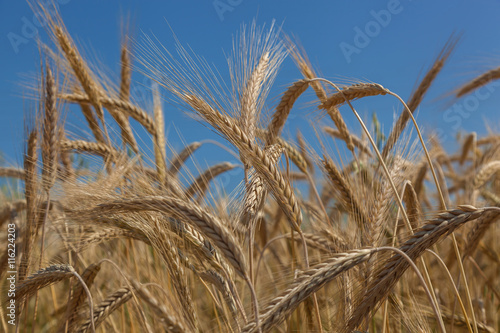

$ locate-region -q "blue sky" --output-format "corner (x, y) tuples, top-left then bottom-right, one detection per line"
(1, 0), (500, 170)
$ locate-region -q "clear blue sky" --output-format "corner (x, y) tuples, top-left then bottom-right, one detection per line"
(1, 0), (500, 169)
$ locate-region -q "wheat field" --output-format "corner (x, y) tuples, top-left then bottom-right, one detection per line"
(1, 2), (500, 333)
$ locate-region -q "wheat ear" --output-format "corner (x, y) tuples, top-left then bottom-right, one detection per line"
(242, 249), (375, 333)
(18, 131), (38, 283)
(319, 83), (388, 110)
(60, 93), (157, 137)
(76, 287), (132, 333)
(185, 95), (303, 233)
(239, 52), (270, 141)
(168, 141), (203, 175)
(41, 65), (58, 192)
(323, 156), (370, 241)
(73, 91), (105, 144)
(185, 162), (236, 198)
(473, 161), (500, 189)
(456, 65), (500, 97)
(463, 210), (500, 258)
(60, 140), (117, 160)
(0, 167), (25, 179)
(266, 79), (310, 145)
(93, 196), (247, 279)
(345, 206), (499, 332)
(16, 265), (73, 302)
(288, 44), (354, 151)
(63, 261), (102, 331)
(382, 37), (457, 158)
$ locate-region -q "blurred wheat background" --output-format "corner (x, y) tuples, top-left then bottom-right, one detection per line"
(0, 1), (499, 332)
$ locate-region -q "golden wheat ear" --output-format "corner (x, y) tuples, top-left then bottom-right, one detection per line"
(286, 36), (355, 152)
(383, 35), (459, 159)
(456, 65), (500, 98)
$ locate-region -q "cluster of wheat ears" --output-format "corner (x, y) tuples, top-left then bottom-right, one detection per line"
(1, 3), (500, 333)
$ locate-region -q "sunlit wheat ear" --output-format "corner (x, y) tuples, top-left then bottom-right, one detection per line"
(72, 87), (106, 143)
(75, 228), (149, 251)
(48, 19), (111, 146)
(287, 42), (354, 152)
(242, 249), (375, 333)
(105, 35), (139, 152)
(318, 83), (388, 110)
(0, 167), (25, 179)
(239, 52), (270, 141)
(16, 264), (74, 302)
(153, 83), (167, 183)
(185, 162), (237, 199)
(143, 218), (199, 329)
(184, 95), (303, 232)
(33, 64), (61, 323)
(198, 269), (238, 317)
(92, 196), (247, 279)
(266, 79), (310, 145)
(120, 35), (132, 101)
(60, 140), (118, 160)
(230, 20), (286, 131)
(460, 132), (476, 165)
(322, 156), (370, 243)
(41, 65), (59, 192)
(383, 36), (458, 159)
(371, 157), (407, 247)
(402, 181), (422, 231)
(463, 210), (500, 258)
(286, 232), (346, 253)
(286, 38), (327, 101)
(168, 141), (202, 175)
(456, 65), (500, 97)
(76, 287), (133, 333)
(473, 161), (500, 189)
(19, 130), (38, 283)
(256, 129), (308, 173)
(60, 93), (157, 137)
(243, 144), (283, 224)
(345, 206), (498, 332)
(167, 217), (233, 277)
